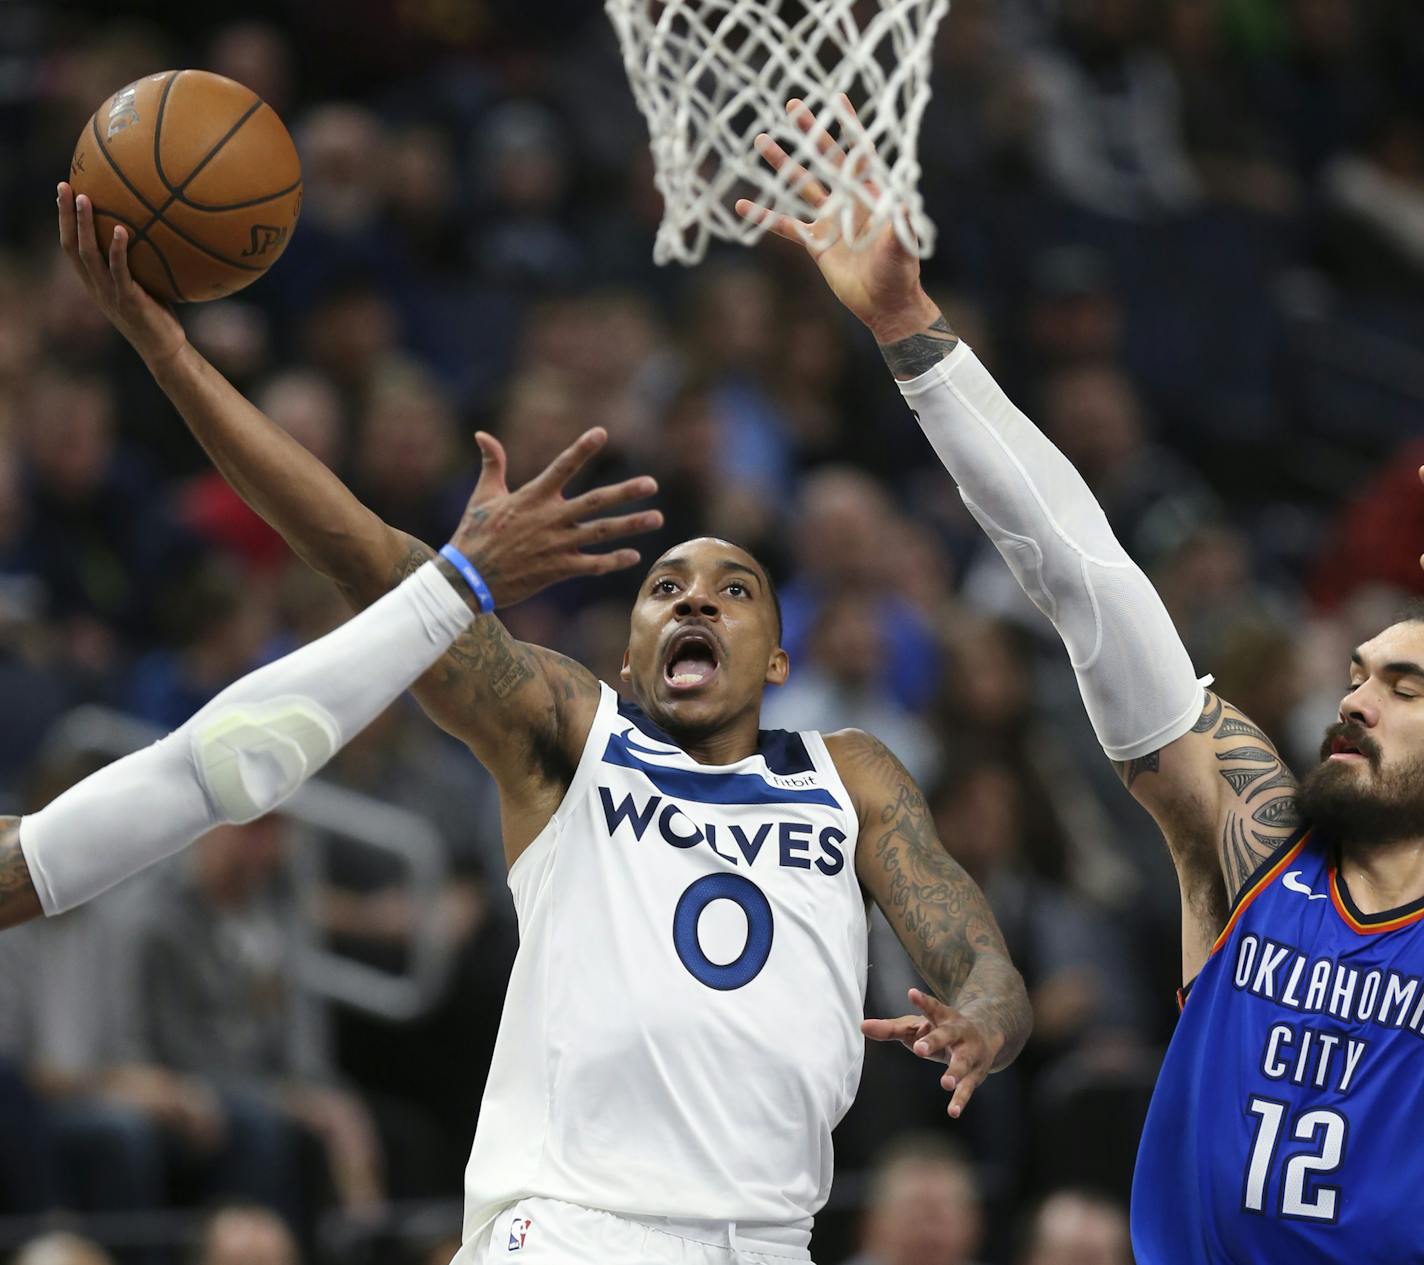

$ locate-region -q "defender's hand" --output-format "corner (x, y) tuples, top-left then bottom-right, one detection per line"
(446, 427), (662, 609)
(735, 97), (941, 344)
(863, 987), (1003, 1118)
(58, 182), (186, 367)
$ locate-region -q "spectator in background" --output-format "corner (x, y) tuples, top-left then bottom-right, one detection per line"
(14, 1233), (115, 1265)
(0, 438), (72, 788)
(1252, 0), (1383, 178)
(178, 369), (345, 575)
(122, 821), (383, 1221)
(206, 21), (295, 118)
(124, 559), (274, 730)
(471, 101), (584, 290)
(1323, 110), (1424, 292)
(1019, 248), (1123, 377)
(193, 1205), (301, 1265)
(780, 467), (939, 713)
(0, 755), (292, 1233)
(1034, 363), (1214, 560)
(843, 1134), (986, 1265)
(297, 283), (402, 416)
(1162, 0), (1298, 216)
(1311, 438), (1424, 609)
(1016, 1189), (1132, 1265)
(761, 590), (941, 788)
(19, 368), (186, 660)
(633, 377), (779, 580)
(1024, 0), (1199, 218)
(279, 105), (391, 314)
(684, 265), (796, 498)
(351, 363), (467, 546)
(0, 1057), (55, 1214)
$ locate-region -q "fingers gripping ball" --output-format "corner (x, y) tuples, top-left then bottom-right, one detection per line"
(69, 70), (302, 303)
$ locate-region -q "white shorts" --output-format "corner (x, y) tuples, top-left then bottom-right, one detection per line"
(460, 1197), (816, 1265)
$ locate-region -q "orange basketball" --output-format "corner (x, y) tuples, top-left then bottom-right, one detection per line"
(69, 69), (303, 304)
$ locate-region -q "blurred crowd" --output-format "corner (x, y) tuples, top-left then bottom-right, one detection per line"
(0, 0), (1422, 1262)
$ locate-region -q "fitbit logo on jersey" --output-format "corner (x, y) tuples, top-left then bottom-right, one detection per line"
(598, 787), (846, 875)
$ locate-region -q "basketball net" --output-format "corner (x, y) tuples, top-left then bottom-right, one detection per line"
(606, 0), (950, 265)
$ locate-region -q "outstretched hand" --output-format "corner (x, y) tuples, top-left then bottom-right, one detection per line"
(863, 987), (1004, 1118)
(57, 182), (187, 367)
(736, 97), (941, 344)
(446, 428), (662, 610)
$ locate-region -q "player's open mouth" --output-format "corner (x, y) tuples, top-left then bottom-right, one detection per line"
(664, 629), (721, 691)
(1328, 735), (1367, 762)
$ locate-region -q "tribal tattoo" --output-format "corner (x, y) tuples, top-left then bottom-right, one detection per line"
(878, 316), (961, 379)
(1115, 690), (1302, 902)
(1118, 750), (1161, 788)
(842, 731), (1030, 1068)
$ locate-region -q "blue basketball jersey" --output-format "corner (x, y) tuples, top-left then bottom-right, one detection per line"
(1132, 828), (1424, 1264)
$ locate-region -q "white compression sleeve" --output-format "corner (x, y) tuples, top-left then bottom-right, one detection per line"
(19, 560), (473, 916)
(898, 343), (1208, 762)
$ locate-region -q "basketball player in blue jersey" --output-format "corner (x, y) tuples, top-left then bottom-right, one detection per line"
(57, 184), (1032, 1263)
(741, 97), (1424, 1265)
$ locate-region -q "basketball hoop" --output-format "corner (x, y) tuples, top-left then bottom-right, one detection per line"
(606, 0), (950, 265)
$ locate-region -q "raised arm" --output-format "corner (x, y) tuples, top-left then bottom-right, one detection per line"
(740, 100), (1298, 980)
(830, 729), (1031, 1117)
(58, 184), (660, 857)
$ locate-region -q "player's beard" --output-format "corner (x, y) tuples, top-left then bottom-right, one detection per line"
(1298, 721), (1424, 849)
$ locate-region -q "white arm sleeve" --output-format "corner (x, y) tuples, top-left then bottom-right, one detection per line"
(19, 561), (473, 916)
(898, 343), (1209, 762)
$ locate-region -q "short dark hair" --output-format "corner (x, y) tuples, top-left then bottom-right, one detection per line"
(1398, 598), (1424, 626)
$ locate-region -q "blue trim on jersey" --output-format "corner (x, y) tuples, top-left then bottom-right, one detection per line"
(601, 729), (839, 808)
(616, 698), (817, 777)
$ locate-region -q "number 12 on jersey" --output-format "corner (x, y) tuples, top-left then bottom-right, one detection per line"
(1243, 1097), (1348, 1221)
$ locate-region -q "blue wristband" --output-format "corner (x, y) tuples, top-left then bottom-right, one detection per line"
(439, 544), (496, 614)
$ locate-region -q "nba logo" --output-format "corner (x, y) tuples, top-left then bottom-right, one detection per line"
(507, 1217), (532, 1252)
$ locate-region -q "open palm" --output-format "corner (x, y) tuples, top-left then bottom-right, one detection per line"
(735, 96), (937, 340)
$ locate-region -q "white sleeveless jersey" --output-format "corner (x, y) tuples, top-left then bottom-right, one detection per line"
(459, 684), (868, 1245)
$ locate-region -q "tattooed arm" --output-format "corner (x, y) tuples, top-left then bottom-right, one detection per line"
(0, 819), (41, 930)
(1113, 691), (1301, 978)
(829, 729), (1031, 1115)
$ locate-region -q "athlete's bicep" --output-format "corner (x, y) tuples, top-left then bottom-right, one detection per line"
(0, 817), (42, 931)
(1115, 690), (1302, 978)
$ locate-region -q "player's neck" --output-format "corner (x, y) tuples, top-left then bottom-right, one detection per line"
(1339, 834), (1424, 914)
(663, 713), (763, 766)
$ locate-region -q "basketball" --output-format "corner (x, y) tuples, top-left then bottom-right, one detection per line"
(68, 69), (302, 304)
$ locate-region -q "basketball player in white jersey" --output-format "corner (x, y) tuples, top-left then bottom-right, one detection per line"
(59, 184), (1032, 1263)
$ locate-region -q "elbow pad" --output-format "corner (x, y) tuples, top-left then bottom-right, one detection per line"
(20, 561), (472, 915)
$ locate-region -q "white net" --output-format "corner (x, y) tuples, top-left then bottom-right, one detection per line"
(606, 0), (951, 265)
